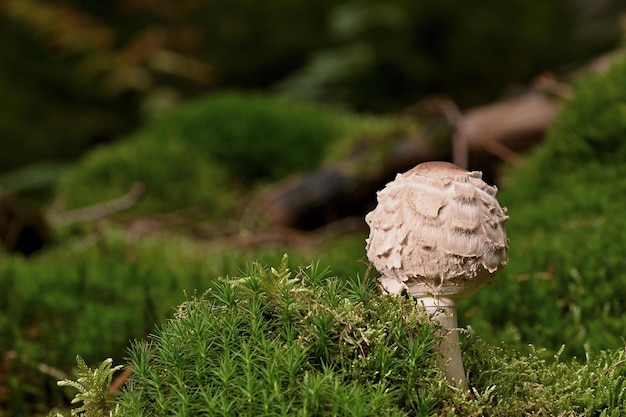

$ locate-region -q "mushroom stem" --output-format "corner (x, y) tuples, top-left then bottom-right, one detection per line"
(417, 295), (468, 391)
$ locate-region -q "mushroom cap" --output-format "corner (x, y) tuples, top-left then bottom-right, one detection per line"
(365, 161), (509, 299)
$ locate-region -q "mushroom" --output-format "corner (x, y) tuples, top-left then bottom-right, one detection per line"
(365, 161), (508, 390)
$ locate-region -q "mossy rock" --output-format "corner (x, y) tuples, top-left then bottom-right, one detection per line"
(58, 93), (345, 217)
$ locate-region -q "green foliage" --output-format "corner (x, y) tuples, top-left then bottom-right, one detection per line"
(53, 356), (122, 417)
(116, 255), (447, 416)
(58, 92), (345, 215)
(460, 56), (626, 358)
(138, 92), (342, 182)
(464, 339), (626, 416)
(0, 226), (369, 415)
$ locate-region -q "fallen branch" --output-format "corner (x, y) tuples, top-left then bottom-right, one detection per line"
(453, 88), (561, 169)
(3, 350), (68, 381)
(48, 182), (145, 228)
(250, 51), (624, 229)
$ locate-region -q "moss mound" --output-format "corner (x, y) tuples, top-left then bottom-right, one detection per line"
(117, 256), (446, 416)
(464, 340), (626, 415)
(54, 258), (626, 416)
(1, 226), (370, 415)
(58, 93), (344, 216)
(524, 56), (626, 179)
(464, 55), (626, 358)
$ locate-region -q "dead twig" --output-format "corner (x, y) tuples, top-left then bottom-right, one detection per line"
(3, 350), (68, 381)
(592, 356), (626, 384)
(109, 367), (133, 394)
(48, 182), (145, 227)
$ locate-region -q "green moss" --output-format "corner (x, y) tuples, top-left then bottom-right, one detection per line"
(464, 339), (626, 416)
(505, 56), (626, 200)
(143, 92), (342, 182)
(51, 257), (626, 417)
(116, 257), (445, 416)
(0, 224), (373, 415)
(59, 137), (235, 217)
(58, 92), (345, 216)
(460, 56), (626, 358)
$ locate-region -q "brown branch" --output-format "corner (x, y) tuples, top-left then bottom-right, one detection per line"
(109, 367), (133, 394)
(3, 350), (68, 381)
(592, 356), (626, 384)
(48, 182), (145, 227)
(452, 90), (561, 169)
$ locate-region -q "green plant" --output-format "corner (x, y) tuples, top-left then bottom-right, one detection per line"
(0, 224), (370, 415)
(63, 256), (625, 416)
(116, 255), (448, 416)
(463, 338), (626, 416)
(28, 243), (626, 416)
(58, 92), (346, 216)
(51, 356), (122, 417)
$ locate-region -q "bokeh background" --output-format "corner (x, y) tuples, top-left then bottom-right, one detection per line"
(1, 0), (622, 174)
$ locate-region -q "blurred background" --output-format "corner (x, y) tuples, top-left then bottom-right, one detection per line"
(0, 0), (622, 175)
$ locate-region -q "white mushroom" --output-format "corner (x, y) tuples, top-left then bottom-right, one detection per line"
(365, 161), (508, 390)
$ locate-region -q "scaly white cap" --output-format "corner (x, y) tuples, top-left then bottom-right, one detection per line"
(365, 161), (509, 300)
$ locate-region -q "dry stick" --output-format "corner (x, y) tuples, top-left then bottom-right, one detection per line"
(592, 358), (626, 384)
(48, 182), (145, 228)
(109, 368), (133, 394)
(4, 350), (68, 381)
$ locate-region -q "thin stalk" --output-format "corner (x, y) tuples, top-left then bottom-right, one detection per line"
(417, 296), (468, 391)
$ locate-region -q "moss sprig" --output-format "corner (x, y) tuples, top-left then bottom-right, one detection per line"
(52, 356), (122, 417)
